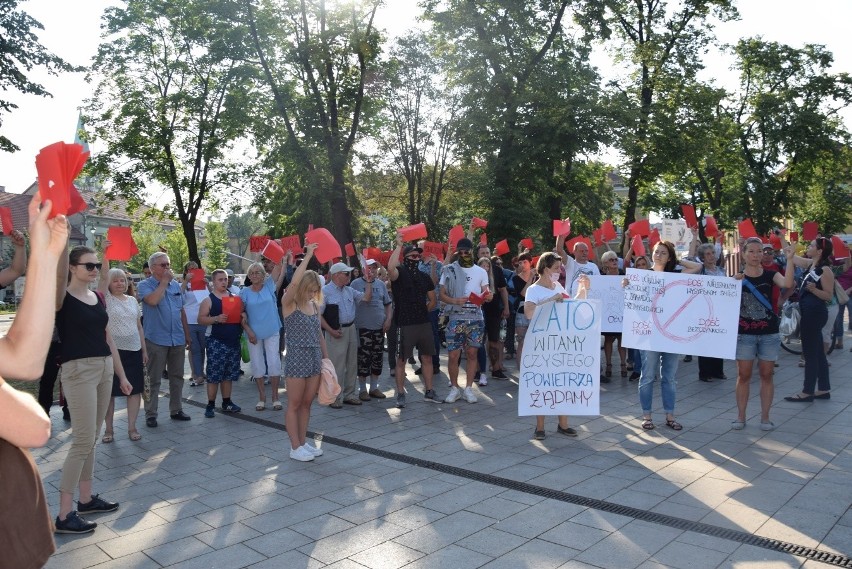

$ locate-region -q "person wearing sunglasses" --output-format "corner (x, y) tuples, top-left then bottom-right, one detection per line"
(439, 237), (491, 404)
(53, 246), (133, 534)
(138, 252), (192, 426)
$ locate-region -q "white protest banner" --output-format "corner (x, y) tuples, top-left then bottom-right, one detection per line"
(587, 275), (625, 333)
(518, 299), (601, 416)
(621, 269), (741, 358)
(661, 218), (692, 253)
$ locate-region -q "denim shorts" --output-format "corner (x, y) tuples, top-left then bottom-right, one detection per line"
(735, 333), (780, 362)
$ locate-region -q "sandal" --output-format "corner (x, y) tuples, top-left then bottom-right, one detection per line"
(101, 431), (114, 444)
(641, 419), (655, 430)
(128, 430), (142, 441)
(189, 379), (205, 387)
(256, 401), (266, 411)
(665, 419), (683, 431)
(730, 420), (745, 430)
(272, 400), (283, 410)
(784, 393), (814, 402)
(620, 363), (627, 378)
(604, 364), (612, 378)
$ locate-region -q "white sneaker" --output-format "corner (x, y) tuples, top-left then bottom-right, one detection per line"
(478, 374), (488, 386)
(289, 446), (315, 462)
(464, 386), (478, 404)
(302, 443), (323, 457)
(444, 386), (461, 403)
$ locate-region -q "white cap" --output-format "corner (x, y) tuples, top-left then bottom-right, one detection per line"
(329, 262), (353, 275)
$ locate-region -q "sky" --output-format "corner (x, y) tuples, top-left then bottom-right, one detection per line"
(1, 0), (851, 198)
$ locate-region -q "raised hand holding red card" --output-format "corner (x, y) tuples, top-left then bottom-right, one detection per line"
(35, 142), (90, 218)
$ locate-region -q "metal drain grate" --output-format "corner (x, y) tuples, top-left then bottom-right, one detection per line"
(183, 398), (852, 567)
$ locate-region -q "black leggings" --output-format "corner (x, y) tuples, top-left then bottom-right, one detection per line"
(800, 302), (829, 393)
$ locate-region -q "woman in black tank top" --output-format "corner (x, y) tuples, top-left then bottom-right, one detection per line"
(54, 246), (132, 535)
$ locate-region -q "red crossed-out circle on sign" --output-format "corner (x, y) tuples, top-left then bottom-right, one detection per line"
(650, 279), (715, 343)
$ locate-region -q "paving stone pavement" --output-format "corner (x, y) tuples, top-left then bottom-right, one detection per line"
(32, 328), (852, 568)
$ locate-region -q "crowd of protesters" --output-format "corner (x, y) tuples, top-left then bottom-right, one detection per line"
(2, 205), (850, 545)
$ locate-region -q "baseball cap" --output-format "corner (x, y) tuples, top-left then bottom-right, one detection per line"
(403, 245), (423, 256)
(329, 262), (353, 275)
(456, 238), (474, 251)
(365, 259), (377, 266)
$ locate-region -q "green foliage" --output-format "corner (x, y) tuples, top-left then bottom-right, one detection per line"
(203, 220), (229, 271)
(727, 39), (852, 233)
(161, 228), (189, 272)
(0, 0), (76, 152)
(85, 0), (257, 263)
(128, 219), (166, 273)
(225, 211), (266, 260)
(244, 0), (382, 245)
(790, 147), (852, 235)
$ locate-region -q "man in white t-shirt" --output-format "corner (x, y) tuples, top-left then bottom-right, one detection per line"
(439, 238), (491, 404)
(563, 241), (600, 297)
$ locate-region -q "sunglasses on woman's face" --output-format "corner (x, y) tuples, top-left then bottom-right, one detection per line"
(74, 262), (102, 271)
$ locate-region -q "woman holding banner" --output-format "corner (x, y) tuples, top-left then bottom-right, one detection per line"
(733, 237), (796, 429)
(524, 252), (589, 440)
(638, 241), (702, 431)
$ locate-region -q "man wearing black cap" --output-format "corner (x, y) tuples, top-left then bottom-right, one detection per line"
(388, 235), (439, 407)
(439, 237), (491, 404)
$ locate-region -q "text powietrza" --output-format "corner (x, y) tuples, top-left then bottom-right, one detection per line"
(518, 299), (601, 416)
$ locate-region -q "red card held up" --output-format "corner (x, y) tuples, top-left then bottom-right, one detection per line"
(304, 228), (342, 264)
(737, 219), (758, 239)
(188, 268), (207, 291)
(69, 184), (88, 216)
(631, 235), (646, 257)
(681, 204), (698, 228)
(552, 218), (571, 237)
(494, 239), (510, 256)
(471, 217), (488, 229)
(648, 228), (660, 249)
(249, 235), (270, 252)
(600, 219), (617, 242)
(398, 222), (427, 242)
(104, 226), (139, 262)
(789, 231), (798, 243)
(0, 207), (13, 235)
(831, 236), (848, 259)
(344, 242), (356, 257)
(628, 219), (650, 237)
(802, 221), (818, 242)
(592, 229), (603, 247)
(704, 216), (718, 237)
(769, 234), (782, 251)
(279, 234), (301, 254)
(448, 225), (465, 249)
(221, 296), (243, 324)
(35, 141), (90, 218)
(520, 238), (533, 251)
(421, 241), (444, 260)
(468, 291), (485, 306)
(262, 239), (286, 264)
(364, 247), (382, 261)
(479, 233), (488, 245)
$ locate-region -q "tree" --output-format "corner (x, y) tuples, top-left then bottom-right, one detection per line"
(203, 220), (229, 270)
(243, 0), (382, 245)
(161, 227), (189, 271)
(0, 1), (75, 152)
(791, 146), (852, 235)
(423, 1), (611, 243)
(372, 31), (462, 233)
(225, 210), (265, 261)
(129, 218), (166, 273)
(578, 0), (738, 239)
(85, 0), (256, 265)
(727, 39), (852, 233)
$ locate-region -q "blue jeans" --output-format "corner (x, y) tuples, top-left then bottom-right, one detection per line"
(630, 348), (644, 372)
(188, 324), (207, 376)
(639, 350), (678, 415)
(833, 298), (850, 338)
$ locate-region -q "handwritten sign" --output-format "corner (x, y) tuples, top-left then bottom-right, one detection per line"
(518, 299), (601, 416)
(586, 275), (625, 333)
(661, 218), (692, 253)
(621, 269), (741, 358)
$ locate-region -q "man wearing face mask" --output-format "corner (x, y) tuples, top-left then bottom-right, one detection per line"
(439, 238), (491, 404)
(388, 236), (439, 407)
